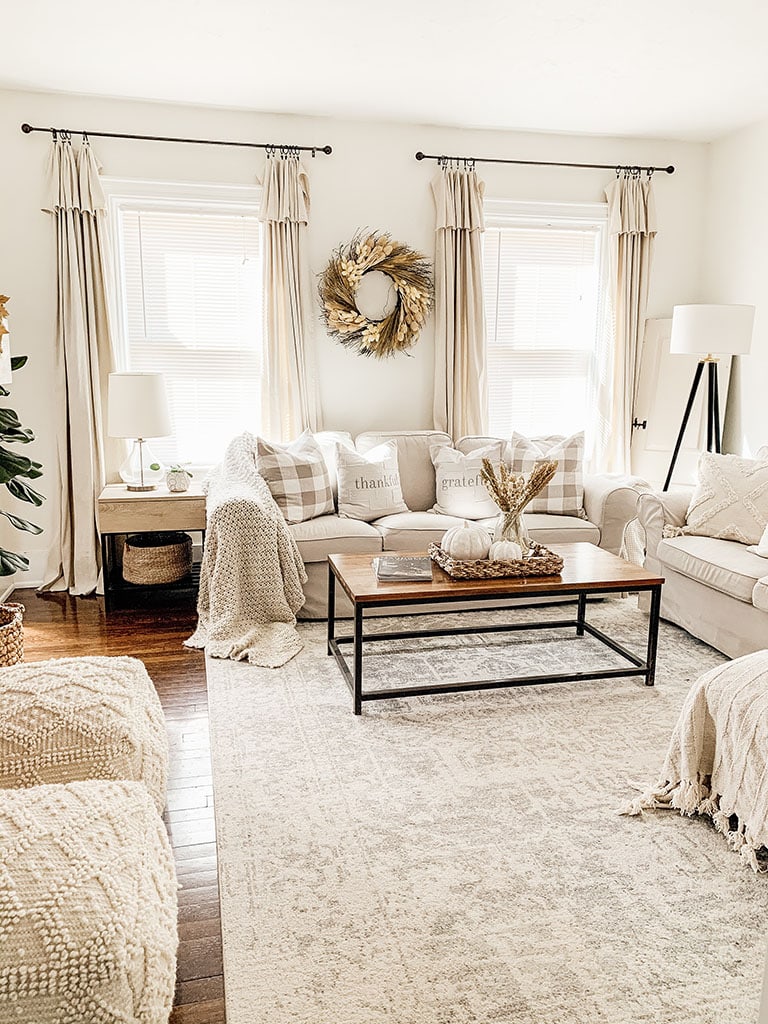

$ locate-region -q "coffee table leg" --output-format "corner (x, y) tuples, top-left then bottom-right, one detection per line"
(576, 593), (587, 636)
(327, 568), (336, 655)
(645, 584), (662, 686)
(353, 604), (363, 715)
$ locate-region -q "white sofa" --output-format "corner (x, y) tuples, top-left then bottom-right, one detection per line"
(291, 429), (648, 618)
(636, 483), (768, 660)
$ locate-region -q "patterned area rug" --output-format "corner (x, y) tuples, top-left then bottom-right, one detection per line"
(205, 599), (768, 1024)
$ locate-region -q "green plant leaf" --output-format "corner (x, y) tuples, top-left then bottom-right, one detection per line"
(150, 462), (160, 471)
(0, 446), (37, 483)
(0, 509), (42, 533)
(0, 548), (29, 576)
(0, 386), (8, 398)
(0, 427), (35, 445)
(10, 356), (27, 371)
(6, 478), (44, 505)
(0, 409), (21, 430)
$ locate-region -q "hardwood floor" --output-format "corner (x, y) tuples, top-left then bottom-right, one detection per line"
(15, 587), (226, 1024)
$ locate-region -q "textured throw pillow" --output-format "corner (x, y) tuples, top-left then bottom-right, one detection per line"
(336, 441), (409, 522)
(431, 442), (504, 519)
(683, 452), (768, 546)
(256, 430), (334, 524)
(507, 432), (586, 517)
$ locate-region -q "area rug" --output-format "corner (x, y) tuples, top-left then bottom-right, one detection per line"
(205, 599), (768, 1024)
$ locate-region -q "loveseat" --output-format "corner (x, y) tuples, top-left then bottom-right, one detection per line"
(290, 429), (648, 618)
(634, 445), (768, 659)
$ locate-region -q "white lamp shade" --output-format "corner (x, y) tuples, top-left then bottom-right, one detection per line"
(108, 372), (172, 438)
(669, 304), (755, 357)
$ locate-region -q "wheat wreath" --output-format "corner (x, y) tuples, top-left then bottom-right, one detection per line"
(318, 231), (433, 358)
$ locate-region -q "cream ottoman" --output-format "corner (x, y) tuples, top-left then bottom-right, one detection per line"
(0, 780), (177, 1024)
(0, 656), (168, 812)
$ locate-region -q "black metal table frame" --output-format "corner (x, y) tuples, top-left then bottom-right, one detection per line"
(327, 571), (663, 715)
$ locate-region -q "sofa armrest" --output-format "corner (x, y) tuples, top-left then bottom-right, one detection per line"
(636, 487), (693, 560)
(583, 474), (650, 555)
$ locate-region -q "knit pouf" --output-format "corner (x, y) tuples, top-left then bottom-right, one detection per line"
(0, 780), (178, 1024)
(0, 656), (168, 812)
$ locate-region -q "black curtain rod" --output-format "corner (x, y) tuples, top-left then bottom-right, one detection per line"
(415, 151), (674, 174)
(20, 123), (332, 156)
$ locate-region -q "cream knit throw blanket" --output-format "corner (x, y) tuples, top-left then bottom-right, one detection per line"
(623, 651), (768, 872)
(185, 432), (307, 667)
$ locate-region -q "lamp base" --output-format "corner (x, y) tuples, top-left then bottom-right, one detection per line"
(119, 439), (165, 491)
(126, 483), (157, 492)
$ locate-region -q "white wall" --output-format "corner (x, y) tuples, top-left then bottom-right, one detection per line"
(0, 87), (709, 583)
(704, 115), (768, 456)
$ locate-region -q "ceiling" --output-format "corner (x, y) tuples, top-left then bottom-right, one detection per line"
(3, 0), (768, 141)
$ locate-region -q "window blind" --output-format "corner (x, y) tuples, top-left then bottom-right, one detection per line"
(482, 216), (605, 439)
(117, 202), (263, 466)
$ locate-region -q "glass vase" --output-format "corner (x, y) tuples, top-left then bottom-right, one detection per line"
(494, 511), (530, 553)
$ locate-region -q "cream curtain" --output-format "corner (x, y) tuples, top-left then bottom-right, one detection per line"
(259, 155), (320, 441)
(431, 167), (487, 438)
(40, 139), (117, 595)
(597, 172), (657, 473)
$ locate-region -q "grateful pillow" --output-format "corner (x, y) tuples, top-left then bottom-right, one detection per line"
(431, 443), (504, 519)
(683, 452), (768, 546)
(336, 441), (409, 522)
(256, 430), (334, 524)
(507, 431), (586, 517)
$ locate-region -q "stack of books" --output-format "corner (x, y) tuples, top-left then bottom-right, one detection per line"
(373, 555), (433, 582)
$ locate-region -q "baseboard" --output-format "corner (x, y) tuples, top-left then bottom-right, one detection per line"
(0, 582), (15, 602)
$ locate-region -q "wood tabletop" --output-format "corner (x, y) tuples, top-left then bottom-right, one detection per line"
(328, 543), (664, 604)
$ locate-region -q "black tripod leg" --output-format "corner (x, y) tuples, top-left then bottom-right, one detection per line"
(663, 361), (705, 491)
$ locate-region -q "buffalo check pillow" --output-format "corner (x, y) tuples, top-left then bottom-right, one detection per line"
(256, 430), (335, 524)
(507, 431), (587, 517)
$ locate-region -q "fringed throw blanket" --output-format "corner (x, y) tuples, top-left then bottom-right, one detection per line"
(623, 651), (768, 872)
(185, 433), (307, 667)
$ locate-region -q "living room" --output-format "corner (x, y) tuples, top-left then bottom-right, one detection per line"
(1, 2), (767, 1023)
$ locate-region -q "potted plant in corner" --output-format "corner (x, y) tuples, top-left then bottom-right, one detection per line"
(166, 464), (193, 493)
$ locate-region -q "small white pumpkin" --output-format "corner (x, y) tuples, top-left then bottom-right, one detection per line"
(488, 539), (523, 561)
(441, 520), (491, 560)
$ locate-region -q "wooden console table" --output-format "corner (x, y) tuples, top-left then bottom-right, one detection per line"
(96, 483), (206, 613)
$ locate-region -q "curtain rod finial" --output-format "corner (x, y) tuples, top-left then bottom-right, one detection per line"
(20, 123), (32, 134)
(322, 145), (333, 155)
(665, 165), (675, 174)
(415, 151), (425, 161)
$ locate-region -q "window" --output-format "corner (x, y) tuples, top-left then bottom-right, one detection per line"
(106, 180), (263, 467)
(482, 200), (608, 441)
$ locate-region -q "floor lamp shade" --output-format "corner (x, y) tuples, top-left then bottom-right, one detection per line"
(670, 304), (755, 356)
(108, 373), (172, 491)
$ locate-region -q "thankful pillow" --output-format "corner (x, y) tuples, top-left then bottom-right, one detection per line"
(431, 443), (504, 519)
(336, 441), (409, 522)
(256, 430), (334, 524)
(507, 432), (586, 517)
(683, 452), (768, 546)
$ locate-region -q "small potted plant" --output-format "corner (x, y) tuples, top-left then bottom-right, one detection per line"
(166, 464), (193, 493)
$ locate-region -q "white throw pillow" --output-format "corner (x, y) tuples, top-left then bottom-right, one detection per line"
(683, 452), (768, 546)
(430, 442), (504, 519)
(256, 430), (335, 524)
(507, 432), (586, 517)
(747, 522), (768, 558)
(336, 441), (410, 522)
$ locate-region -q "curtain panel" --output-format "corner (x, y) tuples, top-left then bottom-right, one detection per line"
(259, 156), (320, 441)
(40, 139), (118, 596)
(431, 168), (487, 439)
(598, 173), (657, 473)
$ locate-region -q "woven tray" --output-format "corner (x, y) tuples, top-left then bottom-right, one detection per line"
(0, 602), (25, 666)
(428, 542), (564, 580)
(123, 532), (193, 585)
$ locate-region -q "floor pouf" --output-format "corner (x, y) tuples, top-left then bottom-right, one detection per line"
(0, 780), (178, 1024)
(0, 655), (168, 812)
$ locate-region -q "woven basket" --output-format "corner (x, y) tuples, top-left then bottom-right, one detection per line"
(123, 532), (193, 585)
(0, 602), (24, 666)
(429, 542), (564, 580)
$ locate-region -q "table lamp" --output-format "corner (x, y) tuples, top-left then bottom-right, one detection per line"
(108, 372), (172, 491)
(662, 304), (754, 491)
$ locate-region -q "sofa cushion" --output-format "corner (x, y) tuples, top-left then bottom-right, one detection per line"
(336, 440), (409, 521)
(477, 513), (600, 547)
(683, 452), (768, 546)
(356, 430), (451, 512)
(657, 535), (768, 603)
(372, 511), (468, 551)
(314, 430), (354, 502)
(289, 514), (383, 563)
(431, 442), (504, 519)
(256, 430), (334, 524)
(753, 578), (768, 613)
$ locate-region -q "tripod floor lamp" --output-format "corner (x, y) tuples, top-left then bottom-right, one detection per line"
(663, 304), (755, 491)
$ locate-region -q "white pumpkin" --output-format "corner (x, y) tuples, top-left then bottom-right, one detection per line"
(441, 520), (491, 560)
(488, 539), (523, 561)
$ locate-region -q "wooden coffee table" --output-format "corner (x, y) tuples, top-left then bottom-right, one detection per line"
(327, 543), (664, 714)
